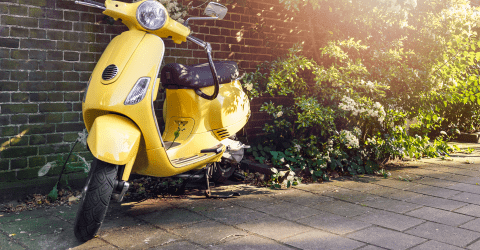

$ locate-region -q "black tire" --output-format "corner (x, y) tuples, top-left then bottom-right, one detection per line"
(211, 161), (237, 183)
(74, 159), (118, 242)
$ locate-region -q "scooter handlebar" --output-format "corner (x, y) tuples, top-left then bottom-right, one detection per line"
(75, 0), (106, 10)
(187, 36), (220, 100)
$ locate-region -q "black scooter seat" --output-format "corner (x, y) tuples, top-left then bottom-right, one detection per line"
(161, 61), (239, 90)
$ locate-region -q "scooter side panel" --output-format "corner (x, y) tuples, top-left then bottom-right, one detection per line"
(163, 80), (250, 136)
(87, 114), (141, 165)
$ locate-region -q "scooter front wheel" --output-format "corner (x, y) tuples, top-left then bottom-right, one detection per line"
(74, 159), (118, 242)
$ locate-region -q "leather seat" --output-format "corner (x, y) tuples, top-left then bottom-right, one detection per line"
(161, 61), (239, 89)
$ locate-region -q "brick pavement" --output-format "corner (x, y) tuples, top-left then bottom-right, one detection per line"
(2, 143), (480, 249)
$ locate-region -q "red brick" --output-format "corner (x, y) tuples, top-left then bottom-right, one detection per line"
(210, 27), (220, 35)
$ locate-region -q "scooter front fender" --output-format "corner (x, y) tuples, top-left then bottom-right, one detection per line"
(87, 114), (141, 166)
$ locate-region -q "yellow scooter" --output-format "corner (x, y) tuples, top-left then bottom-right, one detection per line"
(73, 0), (250, 242)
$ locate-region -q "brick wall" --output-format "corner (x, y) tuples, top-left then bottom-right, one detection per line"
(0, 0), (315, 183)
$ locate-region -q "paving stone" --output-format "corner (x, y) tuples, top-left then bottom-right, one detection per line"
(173, 197), (232, 212)
(100, 224), (180, 249)
(329, 179), (380, 192)
(265, 188), (310, 201)
(405, 184), (461, 198)
(211, 235), (294, 250)
(138, 208), (208, 230)
(444, 175), (480, 185)
(274, 190), (335, 207)
(362, 197), (421, 213)
(0, 215), (71, 238)
(175, 220), (247, 246)
(383, 189), (423, 201)
(296, 211), (371, 235)
(453, 204), (480, 217)
(405, 222), (480, 247)
(414, 177), (458, 187)
(445, 169), (480, 177)
(282, 229), (366, 250)
(406, 207), (475, 226)
(52, 205), (78, 223)
(256, 201), (321, 220)
(294, 183), (338, 194)
(423, 171), (458, 180)
(409, 240), (464, 250)
(467, 239), (480, 250)
(368, 178), (421, 190)
(460, 218), (480, 232)
(228, 194), (280, 209)
(447, 183), (480, 194)
(405, 194), (468, 211)
(236, 215), (312, 241)
(122, 198), (176, 216)
(347, 226), (427, 250)
(198, 205), (267, 225)
(0, 209), (47, 224)
(312, 199), (372, 217)
(101, 214), (144, 231)
(364, 185), (400, 198)
(353, 209), (424, 231)
(149, 240), (207, 250)
(20, 230), (80, 250)
(0, 233), (24, 250)
(73, 237), (117, 250)
(449, 192), (480, 205)
(357, 246), (387, 250)
(323, 188), (377, 203)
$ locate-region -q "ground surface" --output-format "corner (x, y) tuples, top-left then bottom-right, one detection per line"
(2, 143), (480, 249)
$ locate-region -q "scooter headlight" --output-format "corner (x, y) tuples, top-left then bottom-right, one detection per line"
(136, 1), (167, 30)
(125, 77), (150, 105)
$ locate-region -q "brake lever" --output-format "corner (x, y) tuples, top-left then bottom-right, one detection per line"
(75, 0), (106, 10)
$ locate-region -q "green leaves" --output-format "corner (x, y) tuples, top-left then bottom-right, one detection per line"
(47, 183), (58, 202)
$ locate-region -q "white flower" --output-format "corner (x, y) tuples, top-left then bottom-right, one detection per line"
(340, 130), (359, 148)
(271, 167), (278, 174)
(294, 144), (301, 151)
(245, 83), (253, 91)
(276, 111), (283, 118)
(440, 131), (447, 135)
(280, 158), (285, 163)
(77, 129), (88, 146)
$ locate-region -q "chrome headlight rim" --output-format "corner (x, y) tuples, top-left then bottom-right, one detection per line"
(136, 0), (167, 30)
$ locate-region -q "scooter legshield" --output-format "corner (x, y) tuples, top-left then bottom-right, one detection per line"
(87, 114), (141, 165)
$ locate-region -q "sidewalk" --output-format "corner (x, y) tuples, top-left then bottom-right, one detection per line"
(2, 143), (480, 249)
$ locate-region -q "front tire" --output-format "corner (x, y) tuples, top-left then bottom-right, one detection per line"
(74, 159), (118, 242)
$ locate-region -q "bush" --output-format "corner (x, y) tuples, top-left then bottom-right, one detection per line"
(243, 0), (480, 187)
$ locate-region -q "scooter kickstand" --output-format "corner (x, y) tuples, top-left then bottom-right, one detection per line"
(204, 166), (240, 199)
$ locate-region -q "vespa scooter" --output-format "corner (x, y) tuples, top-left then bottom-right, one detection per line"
(73, 0), (250, 242)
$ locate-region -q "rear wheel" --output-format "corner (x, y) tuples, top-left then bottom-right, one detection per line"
(74, 159), (118, 242)
(211, 161), (237, 183)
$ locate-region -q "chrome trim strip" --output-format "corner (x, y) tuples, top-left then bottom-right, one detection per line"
(151, 36), (166, 149)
